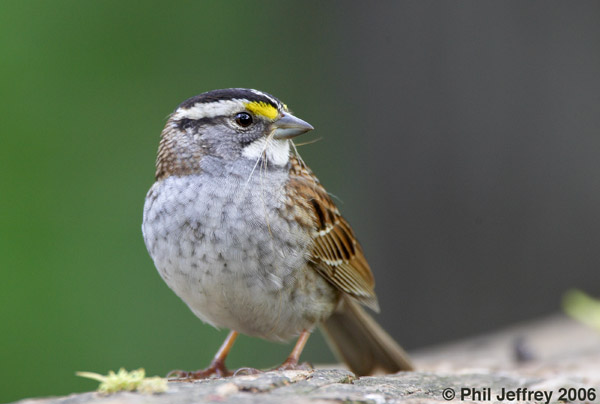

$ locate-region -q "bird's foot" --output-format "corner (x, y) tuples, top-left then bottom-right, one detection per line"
(233, 367), (263, 376)
(167, 359), (232, 380)
(275, 359), (313, 371)
(232, 361), (312, 376)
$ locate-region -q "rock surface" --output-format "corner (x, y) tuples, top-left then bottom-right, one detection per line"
(14, 314), (600, 404)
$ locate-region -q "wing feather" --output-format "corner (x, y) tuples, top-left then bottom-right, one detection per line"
(286, 155), (379, 311)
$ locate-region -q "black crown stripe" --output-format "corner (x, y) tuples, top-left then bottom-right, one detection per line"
(178, 88), (281, 111)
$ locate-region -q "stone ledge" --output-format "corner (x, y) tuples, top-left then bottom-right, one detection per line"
(14, 368), (594, 404)
(13, 314), (600, 404)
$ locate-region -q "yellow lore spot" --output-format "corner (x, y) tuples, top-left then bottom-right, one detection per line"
(245, 101), (279, 120)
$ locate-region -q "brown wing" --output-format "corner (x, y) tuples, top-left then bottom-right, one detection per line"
(287, 155), (380, 311)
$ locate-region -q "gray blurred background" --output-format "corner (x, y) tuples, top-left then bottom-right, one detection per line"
(2, 1), (600, 402)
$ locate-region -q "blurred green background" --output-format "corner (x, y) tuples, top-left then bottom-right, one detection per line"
(3, 1), (600, 402)
(0, 1), (346, 401)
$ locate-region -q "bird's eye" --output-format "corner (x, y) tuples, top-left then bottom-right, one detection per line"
(235, 112), (253, 128)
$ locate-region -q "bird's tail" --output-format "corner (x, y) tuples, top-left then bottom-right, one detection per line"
(320, 297), (414, 375)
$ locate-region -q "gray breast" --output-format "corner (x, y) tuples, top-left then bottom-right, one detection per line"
(142, 157), (326, 339)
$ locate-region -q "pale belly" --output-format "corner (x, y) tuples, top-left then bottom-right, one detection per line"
(142, 170), (338, 341)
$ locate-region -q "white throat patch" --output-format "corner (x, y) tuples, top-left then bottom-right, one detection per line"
(242, 137), (290, 167)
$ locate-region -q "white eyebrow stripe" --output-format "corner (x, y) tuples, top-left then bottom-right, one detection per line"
(173, 99), (249, 120)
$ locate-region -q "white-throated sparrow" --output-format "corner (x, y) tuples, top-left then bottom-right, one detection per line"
(142, 88), (413, 378)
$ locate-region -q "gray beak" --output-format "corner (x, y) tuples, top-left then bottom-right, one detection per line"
(271, 113), (314, 140)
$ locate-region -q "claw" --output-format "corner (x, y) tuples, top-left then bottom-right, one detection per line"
(233, 367), (263, 376)
(275, 360), (313, 371)
(166, 369), (190, 379)
(167, 359), (232, 380)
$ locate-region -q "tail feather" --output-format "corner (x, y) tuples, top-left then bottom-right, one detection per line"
(321, 297), (414, 375)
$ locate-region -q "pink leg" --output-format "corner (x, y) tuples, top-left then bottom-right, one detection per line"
(168, 330), (238, 380)
(276, 330), (313, 371)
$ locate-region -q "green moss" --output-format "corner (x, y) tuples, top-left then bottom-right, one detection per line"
(563, 289), (600, 331)
(76, 368), (168, 394)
